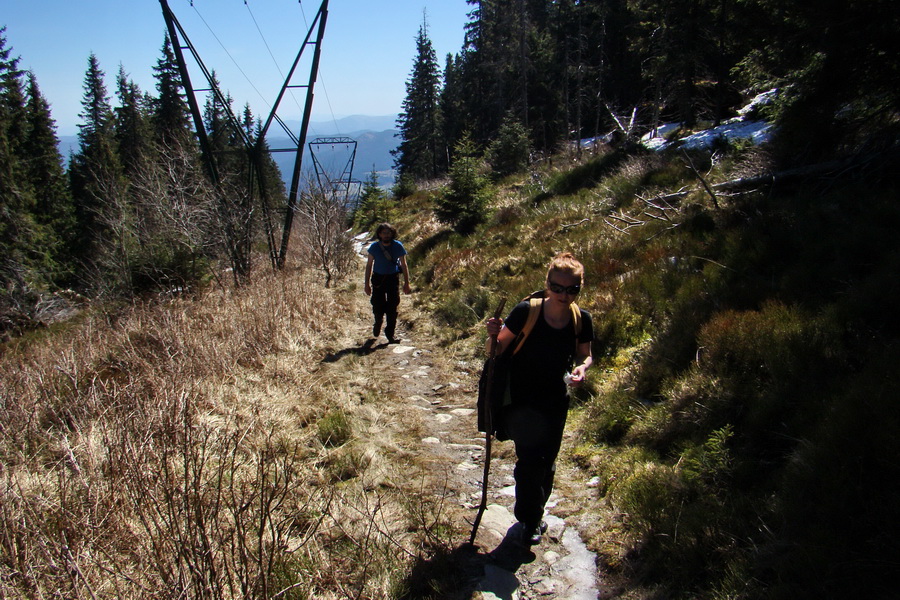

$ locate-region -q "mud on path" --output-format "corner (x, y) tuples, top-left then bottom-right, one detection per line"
(311, 274), (608, 599)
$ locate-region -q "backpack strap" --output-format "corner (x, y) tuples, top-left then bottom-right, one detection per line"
(570, 302), (582, 336)
(511, 297), (543, 355)
(510, 296), (582, 356)
(378, 242), (395, 264)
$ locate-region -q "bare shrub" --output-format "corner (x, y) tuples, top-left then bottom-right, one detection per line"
(294, 186), (356, 288)
(0, 267), (419, 599)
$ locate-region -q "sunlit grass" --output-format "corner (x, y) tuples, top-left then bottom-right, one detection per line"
(0, 266), (454, 598)
(387, 141), (900, 599)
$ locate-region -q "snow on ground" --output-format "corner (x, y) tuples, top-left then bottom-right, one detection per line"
(679, 119), (772, 149)
(640, 88), (777, 151)
(642, 118), (772, 151)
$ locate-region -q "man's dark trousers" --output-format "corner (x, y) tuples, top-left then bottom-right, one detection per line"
(371, 272), (400, 339)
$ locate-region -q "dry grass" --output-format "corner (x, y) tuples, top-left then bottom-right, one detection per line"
(0, 266), (447, 599)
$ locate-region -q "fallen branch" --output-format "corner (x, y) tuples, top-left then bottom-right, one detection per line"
(603, 220), (633, 234)
(709, 153), (887, 193)
(560, 218), (591, 232)
(641, 191), (682, 212)
(607, 212), (644, 226)
(605, 220), (646, 234)
(682, 150), (720, 209)
(644, 211), (673, 223)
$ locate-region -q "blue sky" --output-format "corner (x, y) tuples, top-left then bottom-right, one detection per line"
(2, 0), (472, 136)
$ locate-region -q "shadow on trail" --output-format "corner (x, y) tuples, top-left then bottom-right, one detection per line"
(398, 524), (534, 599)
(484, 522), (536, 574)
(320, 338), (388, 363)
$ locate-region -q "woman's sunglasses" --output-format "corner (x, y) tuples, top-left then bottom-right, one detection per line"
(547, 280), (581, 296)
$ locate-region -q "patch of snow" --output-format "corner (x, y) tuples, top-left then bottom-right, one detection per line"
(642, 136), (673, 151)
(352, 231), (371, 255)
(640, 89), (778, 152)
(679, 119), (773, 150)
(576, 132), (615, 148)
(640, 122), (683, 141)
(738, 88), (778, 117)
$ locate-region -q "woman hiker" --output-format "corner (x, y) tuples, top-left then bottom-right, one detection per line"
(485, 252), (594, 545)
(364, 223), (411, 344)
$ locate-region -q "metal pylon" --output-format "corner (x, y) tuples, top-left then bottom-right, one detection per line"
(308, 136), (361, 208)
(159, 0), (330, 272)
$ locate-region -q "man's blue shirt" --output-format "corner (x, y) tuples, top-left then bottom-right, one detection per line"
(367, 240), (407, 275)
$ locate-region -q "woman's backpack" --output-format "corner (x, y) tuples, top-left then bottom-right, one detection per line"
(477, 291), (581, 440)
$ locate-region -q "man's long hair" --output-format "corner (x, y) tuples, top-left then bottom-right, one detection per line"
(374, 223), (397, 241)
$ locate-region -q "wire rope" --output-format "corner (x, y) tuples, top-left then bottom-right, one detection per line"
(189, 1), (346, 148)
(245, 0), (342, 138)
(243, 0), (308, 127)
(297, 0), (341, 135)
(190, 2), (271, 109)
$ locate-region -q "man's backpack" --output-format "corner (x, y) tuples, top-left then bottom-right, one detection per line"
(477, 291), (582, 440)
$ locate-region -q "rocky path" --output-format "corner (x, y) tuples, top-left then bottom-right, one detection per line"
(320, 255), (605, 599)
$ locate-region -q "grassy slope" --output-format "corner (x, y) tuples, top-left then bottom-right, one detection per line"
(0, 269), (463, 598)
(391, 144), (900, 599)
(3, 141), (897, 599)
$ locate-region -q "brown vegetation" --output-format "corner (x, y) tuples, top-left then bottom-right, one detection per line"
(0, 267), (455, 598)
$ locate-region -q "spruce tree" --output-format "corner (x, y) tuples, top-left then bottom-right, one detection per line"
(202, 75), (254, 280)
(69, 53), (128, 290)
(152, 34), (193, 148)
(435, 133), (492, 233)
(24, 72), (75, 283)
(0, 27), (27, 158)
(203, 72), (239, 156)
(394, 18), (444, 181)
(353, 167), (389, 230)
(115, 65), (151, 177)
(745, 0), (900, 162)
(487, 112), (531, 177)
(0, 27), (36, 292)
(439, 53), (468, 164)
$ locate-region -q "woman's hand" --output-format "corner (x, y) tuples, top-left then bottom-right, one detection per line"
(568, 364), (588, 386)
(486, 317), (503, 338)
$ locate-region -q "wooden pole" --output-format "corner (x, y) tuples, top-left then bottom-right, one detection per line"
(469, 298), (507, 546)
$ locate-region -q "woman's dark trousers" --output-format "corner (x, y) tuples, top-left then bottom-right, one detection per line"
(505, 403), (567, 529)
(370, 272), (400, 338)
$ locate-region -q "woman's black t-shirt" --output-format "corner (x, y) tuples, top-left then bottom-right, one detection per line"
(504, 300), (593, 411)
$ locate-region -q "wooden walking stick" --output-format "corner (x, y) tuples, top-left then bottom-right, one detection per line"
(469, 298), (506, 546)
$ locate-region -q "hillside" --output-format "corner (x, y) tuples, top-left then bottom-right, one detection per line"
(389, 140), (900, 599)
(2, 138), (898, 599)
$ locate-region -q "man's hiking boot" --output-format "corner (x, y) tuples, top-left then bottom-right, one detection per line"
(373, 323), (381, 338)
(521, 521), (548, 546)
(387, 336), (401, 344)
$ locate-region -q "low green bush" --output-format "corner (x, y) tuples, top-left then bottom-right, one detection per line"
(317, 409), (352, 447)
(582, 389), (639, 444)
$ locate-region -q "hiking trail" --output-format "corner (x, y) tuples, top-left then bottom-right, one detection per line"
(313, 245), (611, 599)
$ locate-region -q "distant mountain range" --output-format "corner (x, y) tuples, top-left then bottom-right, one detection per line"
(57, 114), (400, 190)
